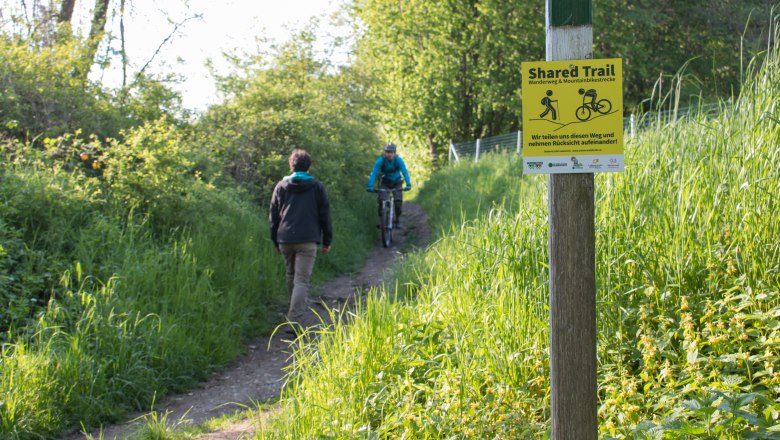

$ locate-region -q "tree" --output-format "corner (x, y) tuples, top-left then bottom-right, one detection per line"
(197, 28), (378, 202)
(85, 0), (111, 77)
(352, 0), (775, 165)
(593, 0), (775, 109)
(351, 0), (544, 165)
(58, 0), (77, 23)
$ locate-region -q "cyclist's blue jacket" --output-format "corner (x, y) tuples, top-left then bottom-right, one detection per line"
(367, 154), (411, 189)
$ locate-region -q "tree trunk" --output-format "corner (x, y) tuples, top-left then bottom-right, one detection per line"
(88, 0), (111, 42)
(120, 0), (127, 86)
(59, 0), (77, 23)
(85, 0), (111, 76)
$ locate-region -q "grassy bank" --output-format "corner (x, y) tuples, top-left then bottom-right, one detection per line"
(0, 126), (376, 438)
(255, 40), (780, 439)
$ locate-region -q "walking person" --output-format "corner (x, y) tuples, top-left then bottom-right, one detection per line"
(540, 89), (558, 120)
(366, 143), (411, 228)
(269, 149), (332, 333)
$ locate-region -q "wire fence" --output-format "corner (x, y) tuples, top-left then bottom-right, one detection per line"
(449, 104), (722, 164)
(448, 131), (521, 163)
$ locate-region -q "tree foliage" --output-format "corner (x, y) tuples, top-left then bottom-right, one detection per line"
(593, 0), (776, 110)
(351, 0), (543, 161)
(0, 35), (130, 140)
(197, 29), (379, 203)
(352, 0), (776, 161)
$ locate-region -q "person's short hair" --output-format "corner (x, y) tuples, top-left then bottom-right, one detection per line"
(288, 149), (311, 172)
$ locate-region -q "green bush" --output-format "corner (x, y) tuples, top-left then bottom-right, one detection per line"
(0, 37), (130, 141)
(0, 126), (289, 437)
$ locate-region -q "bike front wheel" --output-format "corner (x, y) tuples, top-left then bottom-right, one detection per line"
(596, 99), (612, 114)
(381, 205), (393, 248)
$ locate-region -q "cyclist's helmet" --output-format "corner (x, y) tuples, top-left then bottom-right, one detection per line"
(384, 143), (397, 153)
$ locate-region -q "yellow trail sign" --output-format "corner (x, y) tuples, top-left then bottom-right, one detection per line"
(522, 58), (624, 173)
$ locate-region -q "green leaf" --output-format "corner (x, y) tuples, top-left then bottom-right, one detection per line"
(721, 375), (744, 387)
(686, 347), (699, 364)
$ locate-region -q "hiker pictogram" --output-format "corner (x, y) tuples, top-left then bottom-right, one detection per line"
(540, 90), (558, 120)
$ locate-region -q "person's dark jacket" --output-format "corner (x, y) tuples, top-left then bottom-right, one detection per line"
(269, 175), (332, 247)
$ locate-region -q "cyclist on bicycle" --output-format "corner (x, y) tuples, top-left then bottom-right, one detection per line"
(579, 88), (598, 109)
(366, 143), (412, 228)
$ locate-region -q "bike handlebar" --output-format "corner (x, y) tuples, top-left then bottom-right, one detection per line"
(367, 187), (411, 193)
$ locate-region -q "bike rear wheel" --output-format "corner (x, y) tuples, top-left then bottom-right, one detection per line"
(575, 105), (591, 121)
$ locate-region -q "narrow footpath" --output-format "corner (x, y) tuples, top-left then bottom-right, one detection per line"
(66, 202), (430, 440)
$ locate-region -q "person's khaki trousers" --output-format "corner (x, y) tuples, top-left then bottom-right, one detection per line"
(279, 242), (318, 323)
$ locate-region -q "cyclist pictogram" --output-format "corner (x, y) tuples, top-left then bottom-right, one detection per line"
(575, 88), (612, 121)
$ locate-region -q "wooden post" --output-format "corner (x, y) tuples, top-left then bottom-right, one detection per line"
(546, 1), (597, 440)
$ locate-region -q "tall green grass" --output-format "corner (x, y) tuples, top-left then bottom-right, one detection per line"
(0, 160), (283, 437)
(0, 129), (376, 438)
(255, 37), (780, 439)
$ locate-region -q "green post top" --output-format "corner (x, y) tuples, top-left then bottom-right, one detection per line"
(548, 0), (592, 27)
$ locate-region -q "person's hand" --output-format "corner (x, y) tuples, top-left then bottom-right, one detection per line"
(366, 187), (374, 193)
(321, 245), (331, 254)
(274, 244), (281, 254)
(404, 186), (411, 191)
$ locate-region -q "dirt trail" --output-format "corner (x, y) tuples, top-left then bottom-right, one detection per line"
(64, 202), (430, 440)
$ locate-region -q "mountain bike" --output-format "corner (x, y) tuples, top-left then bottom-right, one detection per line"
(369, 188), (408, 248)
(575, 96), (612, 121)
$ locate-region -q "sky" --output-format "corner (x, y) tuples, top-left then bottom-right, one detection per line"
(0, 0), (346, 111)
(104, 0), (346, 110)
